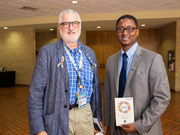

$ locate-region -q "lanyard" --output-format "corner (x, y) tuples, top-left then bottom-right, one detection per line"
(64, 44), (84, 93)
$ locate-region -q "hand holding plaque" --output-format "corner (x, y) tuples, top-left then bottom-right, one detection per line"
(115, 97), (134, 126)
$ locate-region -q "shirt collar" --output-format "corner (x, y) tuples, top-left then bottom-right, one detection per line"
(63, 40), (82, 53)
(121, 42), (138, 59)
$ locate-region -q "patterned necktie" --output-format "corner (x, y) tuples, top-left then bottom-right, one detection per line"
(118, 53), (128, 97)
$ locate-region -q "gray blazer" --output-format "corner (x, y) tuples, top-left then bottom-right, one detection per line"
(28, 39), (102, 135)
(103, 45), (171, 135)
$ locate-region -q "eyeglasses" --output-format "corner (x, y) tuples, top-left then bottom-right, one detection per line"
(116, 26), (138, 33)
(59, 21), (80, 28)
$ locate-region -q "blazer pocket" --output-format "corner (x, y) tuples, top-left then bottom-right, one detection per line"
(131, 73), (151, 100)
(44, 113), (56, 135)
(131, 73), (149, 93)
(132, 73), (148, 85)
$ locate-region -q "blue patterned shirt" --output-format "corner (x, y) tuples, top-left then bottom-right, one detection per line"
(64, 41), (93, 104)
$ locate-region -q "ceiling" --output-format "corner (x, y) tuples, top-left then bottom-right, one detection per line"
(0, 0), (180, 31)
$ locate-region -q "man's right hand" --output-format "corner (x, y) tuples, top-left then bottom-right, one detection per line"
(36, 131), (48, 135)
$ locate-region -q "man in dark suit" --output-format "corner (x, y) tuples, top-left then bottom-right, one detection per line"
(28, 9), (102, 135)
(103, 14), (171, 135)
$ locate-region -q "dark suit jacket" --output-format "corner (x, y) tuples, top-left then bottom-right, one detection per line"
(28, 39), (102, 135)
(103, 45), (171, 135)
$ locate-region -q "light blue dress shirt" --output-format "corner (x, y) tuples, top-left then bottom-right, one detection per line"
(119, 42), (138, 77)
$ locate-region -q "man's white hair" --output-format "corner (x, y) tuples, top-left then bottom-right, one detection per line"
(58, 9), (81, 25)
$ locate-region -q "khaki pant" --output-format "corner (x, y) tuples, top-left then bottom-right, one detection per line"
(69, 103), (94, 135)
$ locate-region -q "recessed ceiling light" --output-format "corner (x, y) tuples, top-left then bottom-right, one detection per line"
(4, 27), (8, 29)
(72, 1), (77, 4)
(97, 26), (101, 29)
(141, 24), (145, 27)
(50, 28), (54, 31)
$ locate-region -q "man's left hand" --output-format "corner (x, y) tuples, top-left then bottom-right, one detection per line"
(120, 123), (137, 133)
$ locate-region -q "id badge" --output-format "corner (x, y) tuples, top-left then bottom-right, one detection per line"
(77, 92), (87, 109)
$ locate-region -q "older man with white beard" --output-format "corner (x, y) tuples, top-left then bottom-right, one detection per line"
(28, 9), (102, 135)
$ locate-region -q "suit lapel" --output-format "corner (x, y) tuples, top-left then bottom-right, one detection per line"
(114, 51), (121, 95)
(125, 46), (142, 94)
(56, 39), (69, 81)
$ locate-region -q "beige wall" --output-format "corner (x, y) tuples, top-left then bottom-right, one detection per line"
(36, 31), (57, 52)
(176, 20), (180, 92)
(0, 28), (36, 85)
(160, 22), (176, 91)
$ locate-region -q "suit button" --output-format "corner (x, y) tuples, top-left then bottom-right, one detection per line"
(64, 105), (67, 108)
(65, 89), (68, 93)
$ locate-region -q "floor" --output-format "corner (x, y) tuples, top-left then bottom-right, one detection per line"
(0, 85), (180, 135)
(0, 86), (29, 135)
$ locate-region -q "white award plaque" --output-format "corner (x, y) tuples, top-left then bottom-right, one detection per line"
(115, 97), (134, 126)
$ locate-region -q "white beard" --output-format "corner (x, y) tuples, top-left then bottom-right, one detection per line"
(60, 28), (81, 43)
